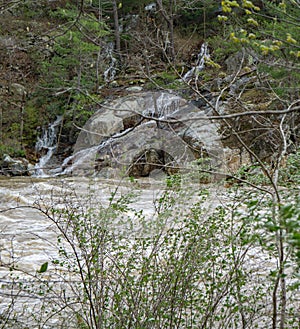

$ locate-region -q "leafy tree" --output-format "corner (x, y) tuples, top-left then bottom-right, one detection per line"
(219, 0), (300, 99)
(40, 4), (110, 91)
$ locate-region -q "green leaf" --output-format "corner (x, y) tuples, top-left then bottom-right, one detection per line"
(37, 262), (48, 273)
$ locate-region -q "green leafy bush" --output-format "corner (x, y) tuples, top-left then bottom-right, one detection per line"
(2, 176), (299, 328)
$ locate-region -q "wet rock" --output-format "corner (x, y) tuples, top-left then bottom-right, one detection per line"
(70, 92), (224, 178)
(126, 86), (143, 92)
(74, 92), (186, 153)
(1, 154), (30, 176)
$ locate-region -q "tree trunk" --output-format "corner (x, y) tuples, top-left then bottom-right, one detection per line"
(156, 0), (175, 62)
(112, 0), (121, 55)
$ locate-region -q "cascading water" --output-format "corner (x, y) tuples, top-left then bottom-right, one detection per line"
(183, 42), (210, 83)
(103, 42), (117, 83)
(34, 116), (62, 176)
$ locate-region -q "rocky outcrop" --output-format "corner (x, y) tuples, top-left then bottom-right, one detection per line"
(65, 91), (224, 178)
(1, 154), (33, 176)
(66, 84), (288, 179)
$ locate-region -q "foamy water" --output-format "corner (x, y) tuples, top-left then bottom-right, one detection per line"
(0, 177), (298, 328)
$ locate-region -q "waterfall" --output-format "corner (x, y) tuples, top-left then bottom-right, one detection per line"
(103, 42), (117, 83)
(34, 116), (62, 176)
(142, 93), (182, 119)
(60, 126), (136, 176)
(183, 42), (210, 82)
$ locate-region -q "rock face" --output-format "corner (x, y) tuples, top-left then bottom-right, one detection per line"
(1, 154), (32, 176)
(66, 92), (224, 178)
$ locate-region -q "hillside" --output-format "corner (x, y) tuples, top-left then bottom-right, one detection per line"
(0, 0), (299, 173)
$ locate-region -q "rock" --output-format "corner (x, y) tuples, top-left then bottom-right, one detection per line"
(110, 80), (119, 87)
(27, 163), (36, 176)
(74, 111), (124, 152)
(69, 92), (224, 179)
(223, 148), (251, 173)
(10, 83), (26, 100)
(224, 48), (258, 73)
(126, 86), (143, 92)
(96, 167), (119, 179)
(1, 154), (30, 176)
(128, 148), (165, 177)
(149, 168), (167, 180)
(74, 92), (185, 153)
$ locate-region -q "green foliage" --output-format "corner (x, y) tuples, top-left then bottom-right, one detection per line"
(21, 3), (111, 147)
(46, 185), (247, 328)
(279, 150), (300, 185)
(0, 144), (25, 158)
(37, 262), (48, 273)
(166, 174), (182, 188)
(279, 198), (300, 265)
(233, 163), (269, 186)
(22, 103), (42, 147)
(39, 27), (100, 90)
(258, 63), (300, 98)
(2, 172), (300, 328)
(208, 34), (242, 64)
(62, 92), (101, 143)
(7, 0), (51, 18)
(33, 4), (110, 114)
(193, 157), (214, 183)
(175, 0), (219, 34)
(216, 0), (300, 102)
(155, 71), (178, 84)
(220, 1), (300, 64)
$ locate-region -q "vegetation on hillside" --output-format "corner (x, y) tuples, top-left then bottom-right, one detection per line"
(0, 0), (299, 163)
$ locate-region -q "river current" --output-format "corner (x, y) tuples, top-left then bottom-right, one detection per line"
(0, 175), (223, 269)
(0, 176), (180, 327)
(0, 176), (163, 269)
(0, 176), (298, 328)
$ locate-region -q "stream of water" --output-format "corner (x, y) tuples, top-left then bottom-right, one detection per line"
(0, 176), (299, 328)
(34, 116), (63, 177)
(183, 42), (210, 82)
(0, 176), (163, 325)
(0, 175), (226, 326)
(0, 176), (223, 266)
(0, 176), (162, 266)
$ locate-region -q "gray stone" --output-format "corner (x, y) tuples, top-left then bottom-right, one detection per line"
(224, 48), (258, 73)
(69, 92), (224, 178)
(2, 154), (29, 176)
(126, 86), (143, 92)
(10, 83), (26, 100)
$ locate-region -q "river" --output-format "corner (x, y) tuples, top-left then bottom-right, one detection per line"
(0, 175), (228, 327)
(0, 176), (298, 328)
(0, 176), (169, 327)
(0, 175), (224, 269)
(0, 176), (167, 269)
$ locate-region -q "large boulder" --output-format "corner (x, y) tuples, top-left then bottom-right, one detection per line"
(74, 92), (187, 153)
(66, 92), (225, 178)
(1, 154), (31, 176)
